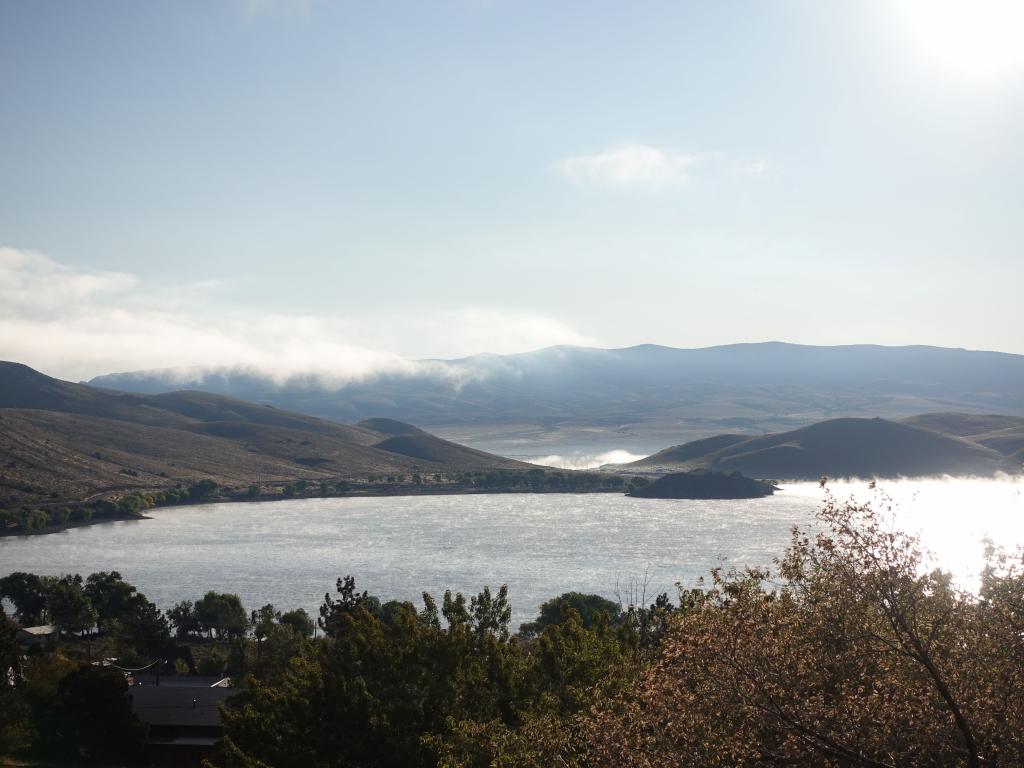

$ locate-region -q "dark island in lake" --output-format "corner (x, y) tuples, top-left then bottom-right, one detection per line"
(629, 470), (776, 500)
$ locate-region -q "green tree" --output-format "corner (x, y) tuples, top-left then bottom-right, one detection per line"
(50, 507), (71, 525)
(51, 665), (147, 763)
(46, 575), (96, 639)
(0, 572), (50, 626)
(0, 614), (31, 755)
(251, 621), (310, 685)
(250, 604), (279, 664)
(167, 600), (200, 639)
(83, 571), (137, 632)
(83, 571), (169, 655)
(470, 584), (512, 642)
(120, 596), (170, 659)
(73, 506), (93, 523)
(527, 607), (638, 715)
(213, 579), (524, 768)
(188, 478), (219, 500)
(198, 648), (228, 676)
(519, 592), (622, 638)
(279, 608), (314, 638)
(21, 509), (49, 530)
(196, 591), (247, 640)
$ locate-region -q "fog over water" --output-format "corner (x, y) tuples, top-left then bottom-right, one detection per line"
(524, 449), (649, 470)
(1, 478), (1021, 628)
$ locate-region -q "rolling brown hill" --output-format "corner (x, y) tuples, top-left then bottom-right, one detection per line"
(0, 361), (530, 508)
(624, 417), (1010, 479)
(901, 412), (1024, 438)
(902, 413), (1024, 463)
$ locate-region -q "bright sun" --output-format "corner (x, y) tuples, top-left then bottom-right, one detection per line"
(898, 0), (1024, 80)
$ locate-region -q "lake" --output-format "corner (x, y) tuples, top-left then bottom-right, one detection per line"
(2, 478), (1022, 628)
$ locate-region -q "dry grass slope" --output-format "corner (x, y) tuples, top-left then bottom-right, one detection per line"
(0, 361), (529, 508)
(626, 416), (1011, 479)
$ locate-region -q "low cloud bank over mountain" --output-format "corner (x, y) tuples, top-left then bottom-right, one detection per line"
(92, 342), (1024, 453)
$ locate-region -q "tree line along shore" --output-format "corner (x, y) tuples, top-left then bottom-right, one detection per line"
(0, 469), (649, 537)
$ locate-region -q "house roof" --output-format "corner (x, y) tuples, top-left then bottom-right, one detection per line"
(146, 735), (222, 747)
(130, 686), (235, 728)
(17, 624), (56, 636)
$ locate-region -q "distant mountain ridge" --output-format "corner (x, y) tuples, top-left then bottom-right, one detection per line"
(89, 342), (1024, 453)
(0, 361), (529, 508)
(624, 415), (1020, 479)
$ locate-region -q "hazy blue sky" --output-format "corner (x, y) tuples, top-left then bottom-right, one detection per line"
(2, 0), (1022, 379)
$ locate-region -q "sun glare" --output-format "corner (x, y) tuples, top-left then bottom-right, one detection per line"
(898, 0), (1024, 80)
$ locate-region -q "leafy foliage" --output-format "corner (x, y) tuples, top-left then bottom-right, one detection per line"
(45, 574), (96, 638)
(518, 591), (622, 638)
(0, 571), (49, 626)
(586, 494), (1024, 767)
(0, 614), (31, 755)
(210, 577), (640, 768)
(195, 591), (248, 640)
(50, 665), (148, 763)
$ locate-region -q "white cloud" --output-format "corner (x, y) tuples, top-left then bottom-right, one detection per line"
(557, 144), (714, 186)
(0, 247), (592, 385)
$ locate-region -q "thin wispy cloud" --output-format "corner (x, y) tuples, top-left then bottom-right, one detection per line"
(0, 247), (593, 384)
(557, 144), (716, 186)
(425, 308), (594, 358)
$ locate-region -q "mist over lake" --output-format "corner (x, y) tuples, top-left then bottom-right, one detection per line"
(3, 478), (1020, 628)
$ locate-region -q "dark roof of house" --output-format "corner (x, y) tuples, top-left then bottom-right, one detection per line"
(146, 735), (222, 747)
(130, 686), (235, 728)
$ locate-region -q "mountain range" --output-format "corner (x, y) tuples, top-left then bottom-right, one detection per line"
(90, 342), (1024, 454)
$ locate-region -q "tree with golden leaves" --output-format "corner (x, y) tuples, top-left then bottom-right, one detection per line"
(587, 492), (1024, 767)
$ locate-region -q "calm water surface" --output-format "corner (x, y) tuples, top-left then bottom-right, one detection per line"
(2, 479), (1021, 627)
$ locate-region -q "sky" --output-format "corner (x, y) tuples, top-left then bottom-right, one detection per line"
(1, 0), (1023, 381)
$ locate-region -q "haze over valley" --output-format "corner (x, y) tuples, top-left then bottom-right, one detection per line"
(90, 341), (1024, 457)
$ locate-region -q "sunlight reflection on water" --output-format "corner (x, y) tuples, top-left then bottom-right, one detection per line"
(1, 477), (1021, 626)
(783, 476), (1024, 592)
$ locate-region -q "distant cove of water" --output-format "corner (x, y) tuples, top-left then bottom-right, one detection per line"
(2, 479), (1022, 628)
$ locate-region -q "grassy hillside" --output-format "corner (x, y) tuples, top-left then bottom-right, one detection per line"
(902, 413), (1024, 464)
(625, 417), (1009, 479)
(0, 361), (530, 510)
(901, 412), (1024, 438)
(634, 433), (749, 464)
